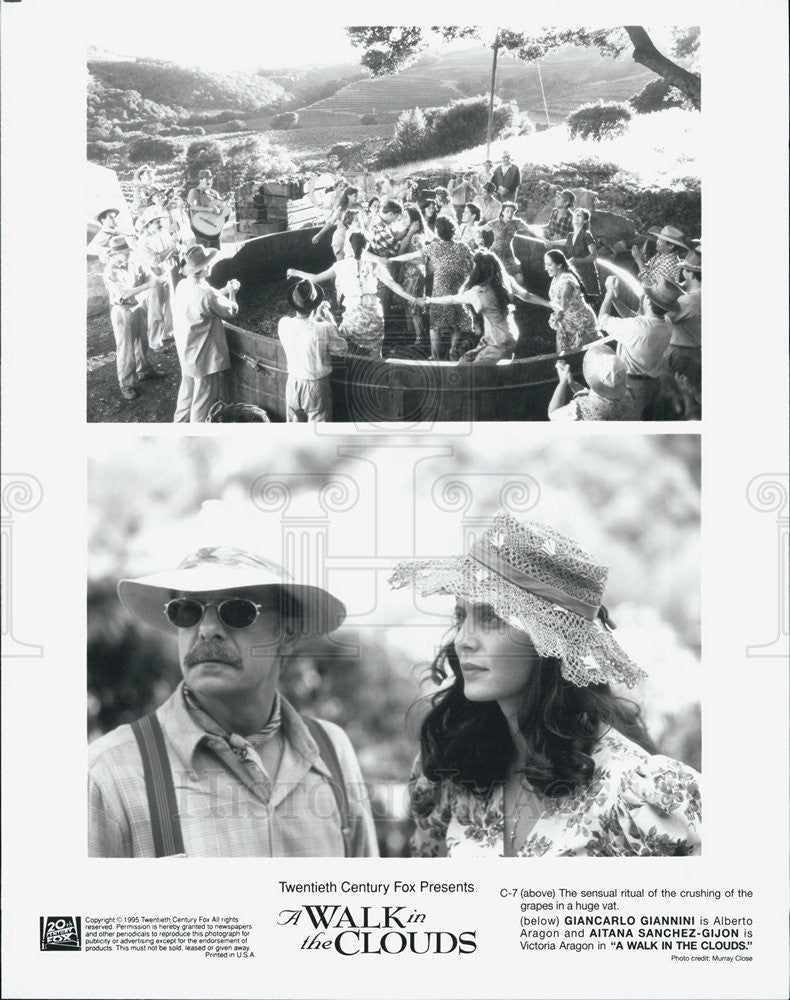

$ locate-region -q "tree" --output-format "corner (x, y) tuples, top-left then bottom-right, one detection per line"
(185, 138), (224, 181)
(346, 25), (701, 111)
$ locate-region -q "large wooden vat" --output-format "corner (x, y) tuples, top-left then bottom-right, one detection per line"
(213, 225), (599, 423)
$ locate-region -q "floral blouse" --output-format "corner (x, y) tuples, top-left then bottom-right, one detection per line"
(409, 729), (701, 858)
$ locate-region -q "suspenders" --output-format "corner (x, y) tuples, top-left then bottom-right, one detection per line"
(131, 712), (352, 857)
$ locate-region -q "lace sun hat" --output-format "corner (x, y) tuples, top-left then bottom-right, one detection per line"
(389, 510), (645, 688)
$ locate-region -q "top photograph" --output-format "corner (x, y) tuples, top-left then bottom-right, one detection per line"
(86, 24), (701, 425)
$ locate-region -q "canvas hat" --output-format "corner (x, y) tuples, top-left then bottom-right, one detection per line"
(582, 342), (627, 401)
(107, 235), (133, 254)
(287, 278), (324, 314)
(681, 249), (701, 272)
(389, 510), (645, 688)
(647, 225), (688, 249)
(644, 276), (684, 311)
(96, 207), (119, 223)
(182, 244), (219, 275)
(118, 503), (346, 637)
(198, 169), (213, 180)
(139, 205), (168, 228)
(134, 164), (153, 181)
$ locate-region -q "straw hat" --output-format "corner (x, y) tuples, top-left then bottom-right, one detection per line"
(582, 343), (627, 401)
(134, 164), (153, 182)
(107, 235), (133, 254)
(96, 207), (119, 224)
(139, 205), (168, 229)
(389, 511), (645, 688)
(118, 501), (345, 636)
(647, 225), (688, 249)
(681, 249), (701, 272)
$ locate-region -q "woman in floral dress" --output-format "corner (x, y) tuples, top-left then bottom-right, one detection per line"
(287, 232), (417, 358)
(389, 510), (701, 858)
(390, 216), (474, 359)
(544, 249), (601, 354)
(398, 206), (431, 348)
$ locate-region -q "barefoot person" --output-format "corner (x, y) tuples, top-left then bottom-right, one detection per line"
(102, 236), (166, 401)
(172, 244), (239, 422)
(389, 510), (701, 857)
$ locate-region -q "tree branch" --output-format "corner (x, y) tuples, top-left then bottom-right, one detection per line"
(624, 26), (701, 110)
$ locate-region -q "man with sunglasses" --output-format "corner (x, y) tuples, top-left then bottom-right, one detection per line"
(88, 538), (378, 857)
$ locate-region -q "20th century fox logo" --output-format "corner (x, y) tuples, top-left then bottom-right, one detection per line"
(40, 917), (81, 951)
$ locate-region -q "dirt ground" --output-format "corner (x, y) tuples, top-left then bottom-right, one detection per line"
(87, 309), (181, 423)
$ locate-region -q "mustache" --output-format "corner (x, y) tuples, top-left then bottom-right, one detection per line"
(184, 639), (243, 668)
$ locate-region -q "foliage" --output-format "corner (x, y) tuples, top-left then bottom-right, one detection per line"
(630, 78), (694, 114)
(346, 26), (701, 110)
(185, 138), (225, 180)
(89, 58), (285, 112)
(378, 96), (517, 167)
(221, 119), (248, 133)
(270, 111), (300, 130)
(500, 112), (535, 141)
(224, 136), (297, 184)
(568, 101), (633, 141)
(128, 136), (181, 165)
(359, 113), (378, 125)
(87, 140), (120, 164)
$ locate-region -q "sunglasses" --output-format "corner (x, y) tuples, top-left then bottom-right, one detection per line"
(163, 597), (264, 630)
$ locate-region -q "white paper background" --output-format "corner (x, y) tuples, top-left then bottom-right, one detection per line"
(1, 2), (788, 998)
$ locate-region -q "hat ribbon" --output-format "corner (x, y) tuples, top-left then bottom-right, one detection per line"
(470, 541), (600, 620)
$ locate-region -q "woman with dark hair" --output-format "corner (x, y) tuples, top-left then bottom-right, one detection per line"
(421, 199), (438, 234)
(421, 250), (549, 363)
(543, 249), (601, 354)
(389, 215), (474, 359)
(479, 202), (530, 281)
(397, 205), (431, 347)
(288, 231), (417, 358)
(547, 207), (602, 302)
(389, 511), (701, 857)
(312, 186), (364, 259)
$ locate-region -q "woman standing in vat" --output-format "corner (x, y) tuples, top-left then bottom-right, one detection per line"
(287, 232), (419, 359)
(542, 250), (601, 354)
(419, 250), (549, 364)
(478, 202), (531, 282)
(389, 510), (701, 858)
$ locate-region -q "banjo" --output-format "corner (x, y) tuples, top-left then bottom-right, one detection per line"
(189, 191), (234, 238)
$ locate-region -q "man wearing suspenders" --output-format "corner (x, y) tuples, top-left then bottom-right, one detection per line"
(88, 515), (378, 857)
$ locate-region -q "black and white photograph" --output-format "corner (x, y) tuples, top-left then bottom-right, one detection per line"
(86, 22), (701, 424)
(2, 1), (789, 997)
(87, 434), (701, 859)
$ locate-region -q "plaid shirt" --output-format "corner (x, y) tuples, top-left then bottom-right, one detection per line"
(88, 684), (378, 857)
(546, 207), (574, 241)
(638, 251), (682, 287)
(367, 217), (400, 258)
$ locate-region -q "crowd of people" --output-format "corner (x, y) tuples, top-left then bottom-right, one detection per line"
(88, 151), (701, 422)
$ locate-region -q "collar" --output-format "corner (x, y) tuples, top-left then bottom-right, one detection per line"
(157, 682), (332, 781)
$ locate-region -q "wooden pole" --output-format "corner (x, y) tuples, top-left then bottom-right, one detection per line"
(486, 35), (500, 160)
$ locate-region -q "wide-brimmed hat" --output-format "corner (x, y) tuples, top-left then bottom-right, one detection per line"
(118, 510), (346, 637)
(287, 278), (324, 314)
(647, 225), (688, 249)
(182, 244), (219, 275)
(582, 342), (627, 401)
(389, 511), (645, 688)
(198, 168), (213, 180)
(96, 207), (119, 224)
(107, 235), (133, 254)
(644, 276), (684, 311)
(681, 249), (701, 272)
(139, 205), (167, 228)
(134, 164), (153, 181)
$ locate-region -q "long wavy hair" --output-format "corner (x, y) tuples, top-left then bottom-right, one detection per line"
(418, 625), (655, 800)
(463, 250), (512, 314)
(404, 204), (426, 235)
(544, 248), (591, 303)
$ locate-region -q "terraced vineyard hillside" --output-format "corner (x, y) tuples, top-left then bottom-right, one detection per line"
(298, 45), (655, 127)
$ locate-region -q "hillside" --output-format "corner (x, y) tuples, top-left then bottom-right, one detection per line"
(299, 45), (655, 126)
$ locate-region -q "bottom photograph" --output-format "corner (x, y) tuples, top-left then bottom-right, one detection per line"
(87, 432), (701, 859)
